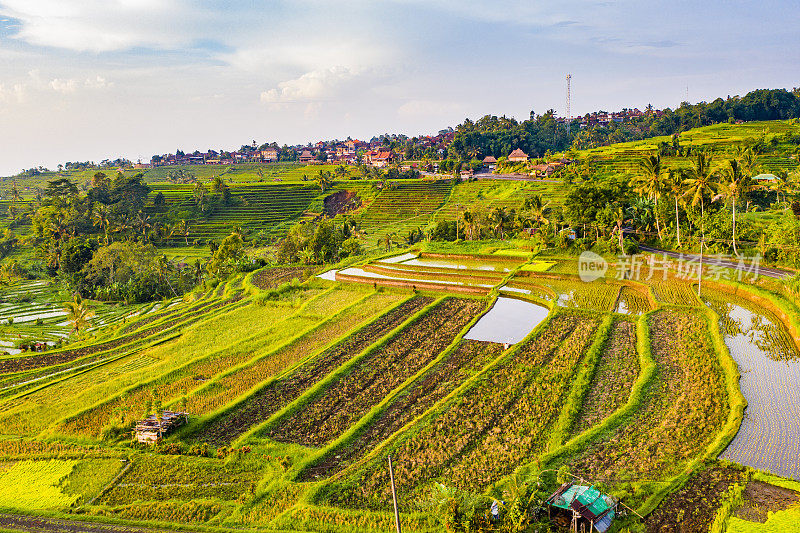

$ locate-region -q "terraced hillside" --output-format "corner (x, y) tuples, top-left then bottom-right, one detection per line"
(434, 179), (567, 224)
(149, 183), (320, 244)
(358, 179), (453, 240)
(0, 252), (797, 533)
(577, 120), (800, 178)
(0, 280), (159, 356)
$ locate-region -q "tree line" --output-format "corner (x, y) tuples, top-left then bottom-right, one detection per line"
(447, 88), (800, 159)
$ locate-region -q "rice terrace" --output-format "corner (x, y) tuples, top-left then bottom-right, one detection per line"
(3, 6), (800, 528)
(2, 115), (800, 533)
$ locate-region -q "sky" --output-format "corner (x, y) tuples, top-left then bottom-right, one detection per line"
(0, 0), (798, 175)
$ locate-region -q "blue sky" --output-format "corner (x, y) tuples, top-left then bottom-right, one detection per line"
(0, 0), (798, 175)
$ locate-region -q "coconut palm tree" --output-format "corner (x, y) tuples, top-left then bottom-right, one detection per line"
(769, 170), (790, 205)
(381, 232), (398, 251)
(173, 220), (190, 246)
(683, 152), (716, 296)
(64, 296), (95, 336)
(735, 145), (760, 177)
(315, 170), (333, 193)
(666, 169), (686, 247)
(523, 194), (550, 233)
(627, 197), (656, 235)
(715, 158), (755, 256)
(299, 247), (315, 265)
(462, 210), (474, 240)
(612, 205), (627, 252)
(631, 154), (667, 241)
(683, 152), (717, 228)
(490, 207), (510, 238)
(134, 210), (152, 241)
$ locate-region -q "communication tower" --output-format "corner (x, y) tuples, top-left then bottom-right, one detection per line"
(566, 74), (572, 134)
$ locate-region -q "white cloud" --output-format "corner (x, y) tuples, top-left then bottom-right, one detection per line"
(260, 66), (358, 104)
(84, 75), (113, 89)
(0, 83), (27, 106)
(0, 0), (200, 52)
(49, 78), (77, 93)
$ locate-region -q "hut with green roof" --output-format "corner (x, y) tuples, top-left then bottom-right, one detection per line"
(544, 482), (617, 532)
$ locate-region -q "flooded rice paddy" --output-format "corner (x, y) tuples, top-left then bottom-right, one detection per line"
(464, 297), (549, 345)
(400, 257), (516, 272)
(707, 296), (800, 479)
(336, 267), (494, 289)
(316, 269), (338, 281)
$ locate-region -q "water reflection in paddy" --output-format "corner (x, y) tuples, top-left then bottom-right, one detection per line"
(464, 297), (549, 345)
(707, 296), (800, 479)
(336, 267), (493, 288)
(379, 252), (418, 263)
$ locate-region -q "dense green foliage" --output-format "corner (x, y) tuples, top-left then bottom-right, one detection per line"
(448, 88), (800, 159)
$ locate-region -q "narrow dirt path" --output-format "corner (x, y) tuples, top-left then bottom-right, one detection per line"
(0, 513), (178, 533)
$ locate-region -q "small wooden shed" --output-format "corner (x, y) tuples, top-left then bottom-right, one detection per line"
(545, 482), (617, 532)
(133, 411), (188, 444)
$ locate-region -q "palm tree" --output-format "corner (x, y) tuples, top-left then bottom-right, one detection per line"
(299, 247), (315, 265)
(524, 194), (550, 233)
(490, 207), (510, 238)
(631, 154), (667, 241)
(315, 170), (333, 193)
(683, 152), (716, 296)
(769, 170), (790, 205)
(91, 204), (113, 245)
(613, 205), (627, 251)
(462, 210), (474, 240)
(735, 145), (760, 177)
(173, 220), (190, 246)
(666, 169), (686, 247)
(381, 232), (398, 251)
(715, 158), (755, 256)
(683, 152), (717, 228)
(64, 296), (95, 336)
(134, 210), (152, 241)
(627, 197), (656, 235)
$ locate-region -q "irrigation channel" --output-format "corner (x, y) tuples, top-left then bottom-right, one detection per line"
(708, 296), (800, 479)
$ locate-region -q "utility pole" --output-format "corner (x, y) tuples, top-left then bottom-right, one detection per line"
(697, 236), (703, 298)
(388, 455), (401, 533)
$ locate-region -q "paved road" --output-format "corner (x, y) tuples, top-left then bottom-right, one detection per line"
(639, 245), (793, 280)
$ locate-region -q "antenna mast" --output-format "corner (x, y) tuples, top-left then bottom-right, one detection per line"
(566, 74), (572, 134)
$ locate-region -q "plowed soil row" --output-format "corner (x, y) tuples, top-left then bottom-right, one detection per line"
(568, 310), (727, 487)
(301, 340), (504, 481)
(267, 298), (485, 447)
(195, 296), (434, 446)
(644, 463), (747, 533)
(251, 267), (307, 290)
(324, 313), (594, 511)
(572, 320), (638, 435)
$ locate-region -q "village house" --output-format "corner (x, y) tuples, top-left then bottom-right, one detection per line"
(261, 147), (278, 162)
(531, 160), (570, 177)
(365, 149), (395, 168)
(508, 148), (529, 162)
(298, 149), (314, 163)
(483, 155), (497, 169)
